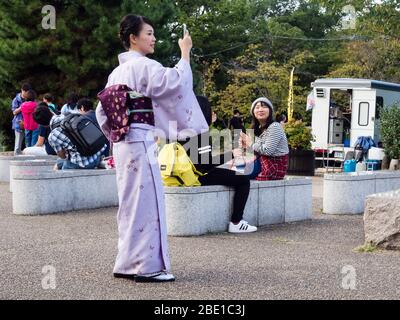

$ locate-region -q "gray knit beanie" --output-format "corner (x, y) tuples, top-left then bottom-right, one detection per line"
(250, 97), (274, 115)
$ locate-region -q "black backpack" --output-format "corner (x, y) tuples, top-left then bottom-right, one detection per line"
(57, 114), (107, 157)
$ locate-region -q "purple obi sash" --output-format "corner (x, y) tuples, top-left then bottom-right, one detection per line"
(98, 84), (154, 142)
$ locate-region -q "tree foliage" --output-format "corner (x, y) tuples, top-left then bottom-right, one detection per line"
(284, 119), (315, 150)
(0, 0), (177, 146)
(380, 104), (400, 159)
(1, 0), (400, 149)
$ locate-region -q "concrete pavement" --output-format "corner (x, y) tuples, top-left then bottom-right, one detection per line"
(1, 177), (400, 300)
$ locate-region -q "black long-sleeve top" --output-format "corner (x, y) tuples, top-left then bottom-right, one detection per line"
(177, 131), (233, 174)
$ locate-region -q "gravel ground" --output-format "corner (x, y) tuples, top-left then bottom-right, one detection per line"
(1, 177), (400, 300)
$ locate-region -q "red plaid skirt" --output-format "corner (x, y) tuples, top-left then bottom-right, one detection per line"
(256, 154), (289, 181)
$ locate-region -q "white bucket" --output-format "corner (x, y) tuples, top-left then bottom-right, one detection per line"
(368, 147), (385, 160)
(356, 162), (366, 172)
(389, 159), (399, 171)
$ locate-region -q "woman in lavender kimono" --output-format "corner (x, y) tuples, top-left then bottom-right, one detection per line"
(96, 15), (209, 282)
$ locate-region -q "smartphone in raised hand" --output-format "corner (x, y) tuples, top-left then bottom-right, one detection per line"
(183, 24), (188, 37)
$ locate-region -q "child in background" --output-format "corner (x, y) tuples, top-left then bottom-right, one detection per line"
(20, 90), (39, 147)
(61, 92), (80, 115)
(23, 102), (57, 156)
(43, 93), (58, 114)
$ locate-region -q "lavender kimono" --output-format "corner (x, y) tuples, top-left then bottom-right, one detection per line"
(96, 51), (208, 276)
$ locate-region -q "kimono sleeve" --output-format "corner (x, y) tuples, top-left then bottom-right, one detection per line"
(139, 58), (209, 140)
(143, 58), (192, 100)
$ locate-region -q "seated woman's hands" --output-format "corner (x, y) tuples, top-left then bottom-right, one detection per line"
(232, 148), (243, 158)
(240, 132), (253, 149)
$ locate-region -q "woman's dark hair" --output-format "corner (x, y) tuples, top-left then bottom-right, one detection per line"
(275, 112), (287, 123)
(21, 83), (32, 92)
(37, 102), (49, 108)
(33, 103), (53, 126)
(25, 89), (37, 102)
(250, 101), (275, 137)
(196, 96), (212, 126)
(119, 14), (155, 50)
(66, 92), (79, 110)
(43, 93), (54, 103)
(77, 98), (93, 112)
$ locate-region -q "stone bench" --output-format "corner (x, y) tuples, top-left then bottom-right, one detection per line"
(9, 159), (58, 192)
(323, 171), (400, 215)
(12, 169), (312, 236)
(0, 155), (57, 182)
(165, 177), (312, 236)
(12, 169), (118, 215)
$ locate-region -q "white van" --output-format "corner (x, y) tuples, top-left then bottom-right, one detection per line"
(310, 78), (400, 160)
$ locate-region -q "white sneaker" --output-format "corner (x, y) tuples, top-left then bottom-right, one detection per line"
(135, 271), (175, 283)
(228, 220), (257, 233)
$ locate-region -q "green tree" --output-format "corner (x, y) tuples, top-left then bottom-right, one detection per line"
(2, 0), (395, 150)
(200, 0), (350, 126)
(328, 1), (400, 81)
(0, 0), (177, 148)
(205, 44), (315, 125)
(380, 104), (400, 159)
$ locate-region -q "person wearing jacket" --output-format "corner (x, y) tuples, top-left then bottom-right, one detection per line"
(240, 97), (289, 181)
(11, 83), (31, 155)
(60, 92), (80, 115)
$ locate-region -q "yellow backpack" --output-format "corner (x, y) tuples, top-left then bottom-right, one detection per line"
(158, 142), (205, 187)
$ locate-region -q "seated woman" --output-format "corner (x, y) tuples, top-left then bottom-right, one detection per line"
(240, 97), (289, 181)
(178, 96), (257, 233)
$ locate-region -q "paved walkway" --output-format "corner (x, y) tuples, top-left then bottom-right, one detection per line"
(1, 177), (400, 300)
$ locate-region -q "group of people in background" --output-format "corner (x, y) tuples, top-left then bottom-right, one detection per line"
(11, 84), (109, 169)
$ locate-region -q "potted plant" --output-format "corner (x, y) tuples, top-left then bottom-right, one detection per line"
(284, 119), (315, 176)
(380, 104), (400, 170)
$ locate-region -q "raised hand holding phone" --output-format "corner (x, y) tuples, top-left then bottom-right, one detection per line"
(178, 24), (192, 62)
(183, 24), (187, 38)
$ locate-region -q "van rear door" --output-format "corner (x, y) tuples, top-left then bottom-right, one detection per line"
(351, 89), (376, 146)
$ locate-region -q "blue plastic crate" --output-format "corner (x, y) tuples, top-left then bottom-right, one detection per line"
(366, 160), (381, 171)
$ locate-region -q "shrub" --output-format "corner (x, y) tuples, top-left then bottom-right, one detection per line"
(284, 120), (314, 150)
(380, 104), (400, 159)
